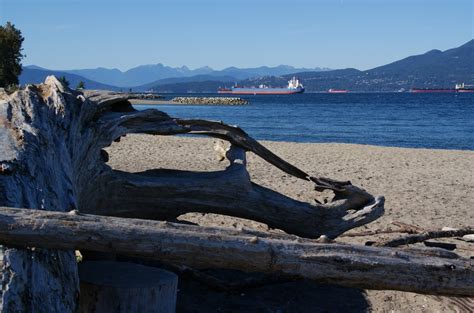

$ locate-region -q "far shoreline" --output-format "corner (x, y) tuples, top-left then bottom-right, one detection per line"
(129, 99), (178, 105)
(129, 98), (248, 106)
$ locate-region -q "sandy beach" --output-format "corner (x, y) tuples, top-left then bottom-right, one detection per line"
(107, 135), (474, 312)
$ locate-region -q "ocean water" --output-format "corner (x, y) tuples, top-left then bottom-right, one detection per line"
(133, 93), (474, 150)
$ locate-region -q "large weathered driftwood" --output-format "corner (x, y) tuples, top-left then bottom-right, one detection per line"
(79, 90), (384, 239)
(0, 77), (384, 311)
(0, 206), (472, 297)
(0, 82), (80, 312)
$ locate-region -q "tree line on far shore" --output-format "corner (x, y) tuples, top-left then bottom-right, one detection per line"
(0, 22), (85, 91)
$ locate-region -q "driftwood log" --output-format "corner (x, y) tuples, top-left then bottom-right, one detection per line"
(0, 206), (472, 297)
(0, 76), (386, 311)
(80, 90), (384, 239)
(375, 227), (474, 247)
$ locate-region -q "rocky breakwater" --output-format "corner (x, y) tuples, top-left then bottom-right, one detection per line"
(127, 93), (164, 100)
(171, 97), (248, 105)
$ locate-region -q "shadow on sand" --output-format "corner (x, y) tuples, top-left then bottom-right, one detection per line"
(177, 270), (369, 313)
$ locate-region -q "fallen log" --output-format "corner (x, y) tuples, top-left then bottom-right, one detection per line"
(376, 227), (474, 247)
(0, 206), (472, 297)
(341, 221), (425, 237)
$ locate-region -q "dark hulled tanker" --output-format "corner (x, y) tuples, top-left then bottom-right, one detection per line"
(218, 77), (304, 95)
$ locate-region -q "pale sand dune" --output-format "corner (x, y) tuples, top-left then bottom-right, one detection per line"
(106, 135), (474, 312)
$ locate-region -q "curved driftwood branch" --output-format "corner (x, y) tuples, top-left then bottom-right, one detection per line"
(88, 168), (384, 239)
(0, 78), (385, 310)
(0, 206), (472, 297)
(79, 90), (384, 239)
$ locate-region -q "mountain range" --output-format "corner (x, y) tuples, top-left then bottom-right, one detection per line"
(236, 39), (473, 92)
(21, 64), (328, 88)
(20, 66), (120, 90)
(19, 39), (473, 92)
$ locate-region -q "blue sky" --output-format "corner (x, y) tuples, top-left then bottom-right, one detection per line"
(1, 0), (472, 71)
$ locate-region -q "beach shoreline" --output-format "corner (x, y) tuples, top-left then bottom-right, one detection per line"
(106, 134), (474, 312)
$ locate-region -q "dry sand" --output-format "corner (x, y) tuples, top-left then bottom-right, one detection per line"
(107, 135), (474, 313)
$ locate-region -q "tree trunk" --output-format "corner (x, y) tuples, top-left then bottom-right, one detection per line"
(0, 206), (471, 297)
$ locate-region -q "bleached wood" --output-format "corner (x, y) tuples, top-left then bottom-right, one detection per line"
(0, 78), (82, 312)
(0, 206), (471, 297)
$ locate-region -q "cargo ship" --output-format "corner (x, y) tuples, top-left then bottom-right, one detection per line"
(410, 83), (474, 93)
(218, 77), (304, 95)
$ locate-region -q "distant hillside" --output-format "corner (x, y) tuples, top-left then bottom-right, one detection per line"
(369, 40), (473, 77)
(142, 80), (231, 93)
(137, 74), (236, 91)
(290, 40), (474, 92)
(64, 64), (212, 87)
(361, 39), (474, 90)
(211, 65), (330, 80)
(142, 69), (363, 93)
(21, 40), (473, 93)
(20, 68), (120, 91)
(138, 40), (473, 93)
(60, 64), (328, 87)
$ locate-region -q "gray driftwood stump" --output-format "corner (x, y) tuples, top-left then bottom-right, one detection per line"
(78, 261), (177, 313)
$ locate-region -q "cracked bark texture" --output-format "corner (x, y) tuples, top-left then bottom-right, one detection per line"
(0, 207), (471, 297)
(0, 80), (81, 312)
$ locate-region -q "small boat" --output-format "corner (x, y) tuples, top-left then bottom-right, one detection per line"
(410, 83), (474, 93)
(328, 89), (348, 93)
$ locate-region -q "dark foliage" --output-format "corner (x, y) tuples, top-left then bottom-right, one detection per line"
(76, 81), (85, 90)
(0, 22), (25, 87)
(58, 76), (70, 88)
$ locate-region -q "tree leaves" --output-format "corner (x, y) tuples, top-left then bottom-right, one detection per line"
(0, 22), (25, 88)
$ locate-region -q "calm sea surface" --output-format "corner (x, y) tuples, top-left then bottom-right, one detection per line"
(133, 93), (474, 150)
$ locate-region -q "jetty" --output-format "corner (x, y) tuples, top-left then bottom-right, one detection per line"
(171, 96), (248, 105)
